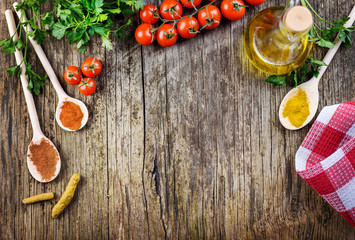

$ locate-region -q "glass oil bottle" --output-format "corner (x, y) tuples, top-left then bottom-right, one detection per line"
(244, 0), (313, 75)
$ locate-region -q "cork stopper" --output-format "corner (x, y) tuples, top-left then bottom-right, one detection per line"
(284, 6), (313, 33)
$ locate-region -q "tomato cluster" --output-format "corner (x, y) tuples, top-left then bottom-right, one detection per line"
(135, 0), (265, 47)
(64, 58), (102, 96)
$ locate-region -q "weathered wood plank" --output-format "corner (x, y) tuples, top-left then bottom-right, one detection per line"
(0, 0), (355, 239)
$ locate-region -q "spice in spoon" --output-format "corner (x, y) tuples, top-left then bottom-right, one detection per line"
(59, 100), (84, 130)
(28, 138), (59, 181)
(282, 88), (310, 128)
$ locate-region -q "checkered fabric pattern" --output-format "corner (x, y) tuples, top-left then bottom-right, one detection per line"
(295, 101), (355, 227)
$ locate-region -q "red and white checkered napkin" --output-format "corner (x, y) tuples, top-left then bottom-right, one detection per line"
(295, 101), (355, 227)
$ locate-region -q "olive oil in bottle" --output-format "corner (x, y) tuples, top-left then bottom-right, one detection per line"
(244, 1), (313, 75)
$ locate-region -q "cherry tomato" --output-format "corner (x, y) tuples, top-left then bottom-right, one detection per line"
(177, 16), (199, 39)
(135, 23), (155, 46)
(221, 0), (246, 21)
(64, 66), (82, 85)
(245, 0), (265, 5)
(140, 4), (159, 24)
(79, 78), (96, 95)
(198, 5), (221, 30)
(160, 0), (183, 20)
(81, 58), (102, 78)
(180, 0), (202, 8)
(157, 24), (178, 47)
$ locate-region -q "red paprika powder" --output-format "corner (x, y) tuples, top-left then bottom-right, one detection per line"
(28, 138), (59, 181)
(59, 101), (84, 130)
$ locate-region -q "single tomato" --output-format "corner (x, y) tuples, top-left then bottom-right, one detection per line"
(157, 24), (178, 47)
(177, 16), (199, 39)
(198, 5), (221, 30)
(81, 58), (102, 77)
(135, 23), (155, 46)
(160, 0), (183, 20)
(140, 4), (160, 24)
(245, 0), (265, 5)
(180, 0), (202, 8)
(64, 66), (82, 85)
(79, 78), (96, 95)
(221, 0), (246, 21)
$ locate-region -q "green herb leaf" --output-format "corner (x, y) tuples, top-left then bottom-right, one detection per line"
(265, 75), (287, 86)
(33, 29), (47, 45)
(41, 12), (55, 27)
(1, 38), (16, 54)
(7, 65), (21, 77)
(101, 35), (113, 50)
(52, 22), (67, 39)
(309, 57), (327, 66)
(15, 38), (25, 50)
(25, 62), (46, 95)
(316, 38), (335, 48)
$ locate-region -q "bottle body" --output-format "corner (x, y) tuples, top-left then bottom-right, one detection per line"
(244, 6), (313, 75)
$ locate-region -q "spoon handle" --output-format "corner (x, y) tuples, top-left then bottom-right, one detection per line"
(316, 5), (355, 81)
(4, 10), (43, 136)
(13, 2), (68, 99)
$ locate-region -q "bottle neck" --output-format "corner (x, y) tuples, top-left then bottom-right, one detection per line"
(279, 17), (309, 42)
(279, 2), (312, 42)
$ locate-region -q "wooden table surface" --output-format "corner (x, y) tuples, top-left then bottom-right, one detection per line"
(0, 0), (354, 239)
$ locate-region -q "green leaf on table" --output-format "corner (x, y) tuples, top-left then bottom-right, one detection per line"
(316, 38), (335, 48)
(0, 38), (9, 47)
(309, 57), (327, 66)
(91, 25), (106, 36)
(101, 35), (113, 50)
(98, 14), (108, 22)
(41, 12), (55, 27)
(25, 62), (46, 95)
(115, 19), (131, 38)
(108, 8), (121, 14)
(120, 3), (134, 17)
(338, 28), (354, 49)
(7, 65), (21, 77)
(1, 38), (16, 54)
(33, 28), (47, 45)
(15, 38), (25, 50)
(265, 75), (287, 86)
(333, 17), (350, 27)
(67, 28), (86, 44)
(52, 22), (67, 39)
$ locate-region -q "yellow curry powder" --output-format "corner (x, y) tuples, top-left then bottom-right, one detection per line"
(282, 88), (310, 128)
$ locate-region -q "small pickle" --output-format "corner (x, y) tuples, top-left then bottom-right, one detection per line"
(52, 173), (80, 219)
(22, 193), (54, 204)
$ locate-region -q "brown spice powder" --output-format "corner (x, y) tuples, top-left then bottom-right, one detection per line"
(59, 101), (84, 130)
(28, 138), (59, 181)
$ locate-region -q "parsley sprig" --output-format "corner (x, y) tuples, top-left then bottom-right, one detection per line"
(266, 0), (354, 87)
(0, 0), (143, 95)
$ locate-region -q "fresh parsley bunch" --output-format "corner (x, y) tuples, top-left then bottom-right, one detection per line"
(49, 0), (144, 53)
(0, 0), (143, 95)
(266, 0), (354, 87)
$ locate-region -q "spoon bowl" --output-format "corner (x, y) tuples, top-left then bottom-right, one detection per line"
(55, 96), (89, 131)
(279, 79), (319, 130)
(27, 134), (61, 183)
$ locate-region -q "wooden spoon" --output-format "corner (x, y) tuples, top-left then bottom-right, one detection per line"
(13, 2), (89, 132)
(279, 5), (355, 130)
(5, 10), (60, 182)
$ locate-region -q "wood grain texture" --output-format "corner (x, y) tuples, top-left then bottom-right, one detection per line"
(0, 0), (354, 239)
